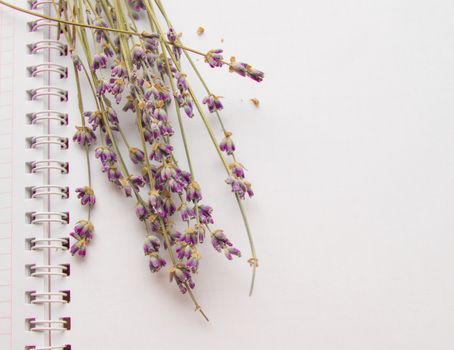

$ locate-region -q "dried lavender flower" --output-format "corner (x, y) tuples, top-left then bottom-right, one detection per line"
(219, 131), (236, 155)
(69, 220), (94, 257)
(205, 49), (224, 68)
(75, 186), (96, 206)
(202, 94), (223, 113)
(0, 0), (265, 317)
(73, 126), (96, 147)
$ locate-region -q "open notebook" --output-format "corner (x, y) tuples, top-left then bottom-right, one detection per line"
(4, 1), (454, 350)
(0, 1), (266, 349)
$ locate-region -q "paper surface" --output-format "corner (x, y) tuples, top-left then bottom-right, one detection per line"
(2, 0), (454, 349)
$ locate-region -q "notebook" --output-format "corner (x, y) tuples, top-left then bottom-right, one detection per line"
(0, 1), (266, 349)
(3, 1), (454, 350)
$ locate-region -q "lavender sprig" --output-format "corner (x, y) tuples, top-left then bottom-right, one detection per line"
(1, 0), (265, 318)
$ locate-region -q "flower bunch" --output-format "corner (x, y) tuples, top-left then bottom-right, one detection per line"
(4, 0), (264, 319)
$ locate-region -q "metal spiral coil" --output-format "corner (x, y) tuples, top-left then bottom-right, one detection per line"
(28, 19), (59, 32)
(27, 291), (70, 304)
(28, 86), (68, 101)
(28, 63), (68, 78)
(28, 40), (68, 56)
(27, 111), (68, 125)
(29, 135), (69, 149)
(29, 0), (55, 10)
(26, 318), (71, 332)
(30, 185), (69, 199)
(26, 3), (72, 348)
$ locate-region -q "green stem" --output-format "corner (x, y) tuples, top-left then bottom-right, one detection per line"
(148, 0), (259, 295)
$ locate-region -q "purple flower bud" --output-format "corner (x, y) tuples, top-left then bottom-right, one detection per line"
(198, 204), (214, 224)
(202, 94), (223, 113)
(144, 34), (160, 52)
(150, 142), (173, 161)
(167, 178), (183, 194)
(102, 43), (114, 57)
(186, 254), (200, 273)
(129, 147), (145, 164)
(167, 28), (182, 60)
(160, 163), (177, 181)
(229, 57), (264, 82)
(153, 107), (168, 122)
(132, 45), (146, 67)
(93, 18), (108, 43)
(211, 229), (241, 260)
(228, 162), (246, 178)
(176, 243), (193, 260)
(122, 96), (136, 113)
(95, 146), (117, 164)
(179, 226), (198, 245)
(229, 57), (248, 77)
(149, 253), (166, 272)
(86, 111), (103, 131)
(167, 28), (178, 42)
(69, 237), (88, 257)
(148, 189), (161, 209)
(170, 264), (195, 294)
(112, 61), (127, 78)
(180, 204), (195, 222)
(178, 170), (192, 186)
(103, 164), (122, 183)
(143, 235), (161, 254)
(75, 186), (96, 206)
(119, 177), (133, 197)
(225, 177), (254, 199)
(73, 126), (96, 147)
(96, 79), (108, 96)
(70, 220), (94, 257)
(186, 181), (202, 202)
(246, 66), (265, 83)
(224, 247), (242, 260)
(129, 175), (146, 192)
(159, 196), (176, 218)
(92, 53), (107, 71)
(109, 79), (125, 104)
(205, 49), (224, 68)
(219, 132), (235, 155)
(136, 202), (148, 221)
(71, 54), (82, 71)
(175, 72), (188, 92)
(107, 108), (119, 129)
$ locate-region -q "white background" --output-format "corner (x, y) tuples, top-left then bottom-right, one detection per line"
(37, 0), (454, 349)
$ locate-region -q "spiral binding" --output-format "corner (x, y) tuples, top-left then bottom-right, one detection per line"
(28, 63), (68, 78)
(26, 2), (71, 348)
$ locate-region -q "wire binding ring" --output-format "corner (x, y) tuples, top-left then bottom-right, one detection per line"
(30, 212), (69, 225)
(31, 185), (69, 198)
(30, 135), (69, 149)
(28, 19), (59, 32)
(28, 291), (70, 304)
(30, 160), (69, 174)
(28, 264), (69, 277)
(27, 318), (70, 332)
(28, 110), (68, 125)
(28, 40), (68, 56)
(29, 0), (55, 10)
(28, 86), (68, 101)
(30, 238), (69, 251)
(28, 63), (68, 78)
